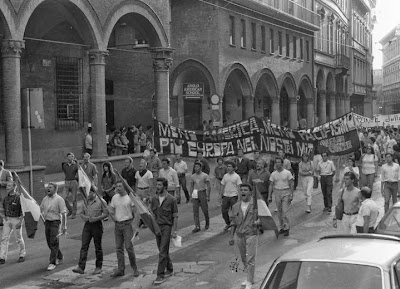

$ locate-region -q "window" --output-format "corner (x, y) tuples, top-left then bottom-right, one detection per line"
(300, 38), (304, 59)
(229, 16), (235, 45)
(261, 26), (266, 52)
(306, 40), (310, 61)
(240, 19), (246, 48)
(251, 22), (256, 50)
(286, 34), (290, 57)
(278, 32), (283, 55)
(270, 29), (274, 53)
(56, 57), (83, 129)
(293, 36), (297, 58)
(329, 21), (334, 54)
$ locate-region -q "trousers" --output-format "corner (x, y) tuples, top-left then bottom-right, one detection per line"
(78, 221), (103, 270)
(192, 190), (209, 228)
(0, 217), (25, 260)
(114, 220), (137, 272)
(237, 234), (258, 284)
(45, 220), (63, 265)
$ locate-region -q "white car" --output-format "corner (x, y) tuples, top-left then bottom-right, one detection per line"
(259, 234), (400, 289)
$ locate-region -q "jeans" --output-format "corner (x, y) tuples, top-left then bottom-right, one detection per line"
(301, 176), (314, 206)
(360, 172), (375, 189)
(341, 214), (357, 234)
(193, 190), (209, 228)
(45, 220), (63, 265)
(178, 175), (190, 201)
(63, 180), (78, 215)
(0, 217), (25, 260)
(156, 225), (173, 277)
(114, 221), (137, 272)
(320, 175), (333, 208)
(384, 181), (398, 213)
(222, 196), (238, 225)
(237, 234), (258, 284)
(274, 189), (291, 230)
(215, 179), (223, 205)
(78, 221), (103, 270)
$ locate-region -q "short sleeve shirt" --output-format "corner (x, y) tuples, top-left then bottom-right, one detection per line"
(221, 172), (242, 197)
(40, 193), (67, 221)
(190, 172), (210, 191)
(355, 199), (379, 228)
(110, 194), (134, 222)
(318, 160), (336, 176)
(135, 170), (153, 188)
(270, 169), (293, 190)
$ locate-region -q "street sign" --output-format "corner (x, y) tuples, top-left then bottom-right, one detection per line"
(183, 83), (204, 99)
(210, 94), (220, 104)
(211, 110), (221, 121)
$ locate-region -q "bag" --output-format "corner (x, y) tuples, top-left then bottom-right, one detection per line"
(313, 176), (319, 189)
(335, 199), (344, 221)
(192, 189), (198, 199)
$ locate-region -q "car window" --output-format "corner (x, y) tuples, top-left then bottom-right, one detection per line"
(263, 261), (382, 289)
(378, 207), (400, 231)
(394, 261), (400, 289)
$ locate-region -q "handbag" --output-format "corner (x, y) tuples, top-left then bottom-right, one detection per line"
(335, 199), (344, 221)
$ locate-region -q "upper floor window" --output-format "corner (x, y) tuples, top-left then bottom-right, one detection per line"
(306, 40), (310, 61)
(278, 32), (283, 55)
(286, 34), (290, 57)
(300, 38), (304, 60)
(241, 19), (246, 48)
(261, 26), (266, 52)
(293, 36), (297, 58)
(270, 29), (275, 53)
(251, 22), (257, 50)
(229, 16), (236, 46)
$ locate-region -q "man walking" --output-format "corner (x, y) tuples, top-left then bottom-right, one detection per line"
(82, 153), (98, 185)
(72, 186), (108, 275)
(62, 152), (78, 218)
(40, 183), (67, 271)
(248, 159), (270, 204)
(229, 184), (259, 289)
(121, 157), (137, 189)
(135, 159), (153, 207)
(317, 152), (336, 212)
(236, 148), (251, 183)
(381, 153), (400, 213)
(0, 160), (13, 226)
(268, 157), (294, 236)
(355, 186), (379, 233)
(220, 161), (242, 231)
(192, 151), (210, 175)
(108, 181), (139, 278)
(174, 154), (190, 204)
(159, 158), (179, 197)
(84, 127), (93, 155)
(151, 178), (178, 285)
(190, 162), (211, 233)
(0, 181), (25, 264)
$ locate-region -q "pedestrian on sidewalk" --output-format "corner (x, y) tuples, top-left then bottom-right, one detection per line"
(72, 186), (108, 275)
(151, 178), (178, 285)
(192, 151), (210, 175)
(159, 158), (179, 198)
(40, 183), (67, 271)
(381, 153), (400, 213)
(108, 181), (139, 278)
(101, 162), (117, 204)
(0, 160), (13, 226)
(135, 159), (153, 208)
(298, 153), (314, 213)
(355, 186), (379, 233)
(82, 153), (98, 186)
(61, 152), (78, 218)
(190, 162), (211, 233)
(214, 157), (228, 207)
(235, 148), (251, 183)
(121, 157), (137, 190)
(333, 172), (360, 233)
(174, 154), (190, 203)
(340, 157), (359, 189)
(84, 127), (93, 155)
(229, 184), (259, 289)
(0, 181), (25, 264)
(220, 161), (242, 232)
(317, 152), (336, 212)
(268, 157), (294, 236)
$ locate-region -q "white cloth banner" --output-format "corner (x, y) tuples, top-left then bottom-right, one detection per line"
(353, 113), (400, 128)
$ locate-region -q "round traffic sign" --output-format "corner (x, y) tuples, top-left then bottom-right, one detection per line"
(211, 110), (221, 121)
(210, 94), (220, 105)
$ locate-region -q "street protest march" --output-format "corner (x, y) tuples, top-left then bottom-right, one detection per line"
(153, 112), (360, 158)
(354, 112), (400, 128)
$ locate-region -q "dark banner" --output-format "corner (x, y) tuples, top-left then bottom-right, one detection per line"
(154, 113), (360, 158)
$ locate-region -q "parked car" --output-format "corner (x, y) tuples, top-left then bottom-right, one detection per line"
(375, 202), (400, 237)
(259, 234), (400, 289)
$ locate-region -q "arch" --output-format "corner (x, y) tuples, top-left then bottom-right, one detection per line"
(299, 75), (314, 99)
(279, 72), (297, 99)
(316, 68), (325, 90)
(254, 69), (279, 119)
(253, 68), (279, 100)
(103, 0), (169, 48)
(221, 63), (253, 98)
(0, 1), (16, 39)
(326, 71), (335, 92)
(17, 0), (102, 48)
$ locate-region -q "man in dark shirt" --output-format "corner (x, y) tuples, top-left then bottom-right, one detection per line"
(62, 152), (78, 218)
(0, 181), (25, 264)
(121, 157), (137, 189)
(151, 178), (178, 285)
(236, 148), (251, 183)
(192, 151), (210, 175)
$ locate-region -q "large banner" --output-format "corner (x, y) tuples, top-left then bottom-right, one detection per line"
(354, 113), (400, 128)
(154, 113), (360, 158)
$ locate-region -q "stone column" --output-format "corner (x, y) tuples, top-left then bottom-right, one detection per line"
(340, 93), (346, 115)
(364, 91), (373, 118)
(344, 95), (350, 113)
(244, 97), (254, 119)
(318, 90), (327, 124)
(306, 98), (314, 127)
(151, 48), (173, 124)
(335, 92), (342, 117)
(289, 98), (298, 129)
(2, 39), (25, 168)
(271, 98), (280, 125)
(328, 91), (336, 120)
(89, 49), (108, 158)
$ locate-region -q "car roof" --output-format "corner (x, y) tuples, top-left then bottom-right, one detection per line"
(278, 234), (400, 268)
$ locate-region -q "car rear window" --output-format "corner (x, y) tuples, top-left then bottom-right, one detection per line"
(263, 261), (382, 289)
(377, 207), (400, 232)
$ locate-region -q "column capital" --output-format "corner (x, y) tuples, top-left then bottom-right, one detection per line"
(2, 39), (25, 57)
(306, 98), (314, 104)
(88, 49), (109, 65)
(289, 98), (297, 104)
(318, 89), (326, 96)
(151, 47), (173, 72)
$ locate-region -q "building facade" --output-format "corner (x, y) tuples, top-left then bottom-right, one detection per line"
(373, 68), (383, 115)
(170, 0), (320, 131)
(380, 25), (400, 115)
(0, 0), (172, 172)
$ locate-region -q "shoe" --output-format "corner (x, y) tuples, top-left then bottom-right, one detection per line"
(141, 224), (148, 229)
(0, 259), (5, 264)
(18, 257), (25, 263)
(323, 207), (328, 212)
(47, 264), (56, 271)
(72, 267), (84, 274)
(192, 227), (201, 233)
(284, 230), (290, 236)
(306, 209), (311, 213)
(93, 267), (102, 275)
(279, 229), (285, 234)
(186, 199), (190, 203)
(327, 207), (332, 213)
(154, 276), (165, 285)
(205, 223), (209, 230)
(223, 224), (231, 232)
(164, 270), (173, 277)
(133, 269), (140, 277)
(56, 257), (63, 265)
(110, 270), (124, 277)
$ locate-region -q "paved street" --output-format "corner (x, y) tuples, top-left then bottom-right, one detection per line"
(1, 173), (385, 289)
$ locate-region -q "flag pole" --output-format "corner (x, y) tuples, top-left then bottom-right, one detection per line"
(26, 88), (34, 197)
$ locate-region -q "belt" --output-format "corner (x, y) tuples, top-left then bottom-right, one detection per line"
(321, 175), (332, 177)
(116, 218), (133, 224)
(343, 211), (358, 216)
(138, 187), (149, 190)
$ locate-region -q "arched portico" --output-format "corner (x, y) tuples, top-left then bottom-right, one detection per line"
(316, 69), (326, 124)
(279, 73), (297, 128)
(299, 75), (314, 128)
(254, 69), (279, 124)
(326, 72), (335, 121)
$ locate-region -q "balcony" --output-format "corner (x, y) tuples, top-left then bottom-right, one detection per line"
(335, 54), (350, 75)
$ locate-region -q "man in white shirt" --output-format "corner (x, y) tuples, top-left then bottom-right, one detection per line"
(381, 153), (400, 213)
(355, 187), (379, 233)
(135, 159), (153, 207)
(317, 152), (336, 212)
(173, 154), (190, 204)
(220, 161), (242, 231)
(159, 158), (179, 198)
